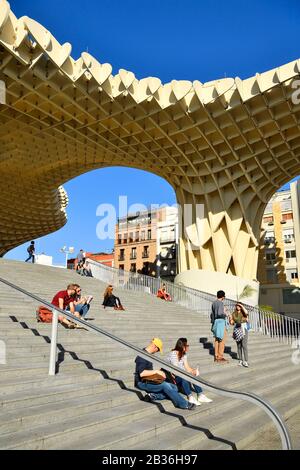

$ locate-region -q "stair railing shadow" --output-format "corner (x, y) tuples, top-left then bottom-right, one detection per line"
(199, 337), (238, 360)
(9, 315), (237, 450)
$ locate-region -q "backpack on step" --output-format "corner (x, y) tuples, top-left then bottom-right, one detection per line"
(36, 306), (53, 323)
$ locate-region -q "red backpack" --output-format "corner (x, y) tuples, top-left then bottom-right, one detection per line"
(36, 306), (53, 323)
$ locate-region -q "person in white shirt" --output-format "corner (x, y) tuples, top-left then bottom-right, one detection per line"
(167, 337), (213, 406)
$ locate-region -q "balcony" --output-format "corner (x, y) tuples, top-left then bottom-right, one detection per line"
(130, 254), (137, 260)
(142, 252), (149, 259)
(118, 255), (125, 261)
(160, 237), (176, 244)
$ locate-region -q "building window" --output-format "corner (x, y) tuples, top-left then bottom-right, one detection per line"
(282, 213), (293, 221)
(130, 263), (136, 273)
(117, 236), (122, 245)
(135, 231), (139, 242)
(283, 229), (294, 243)
(142, 246), (149, 258)
(263, 216), (274, 224)
(142, 262), (149, 274)
(283, 288), (300, 304)
(285, 250), (296, 260)
(119, 264), (124, 270)
(264, 231), (275, 245)
(118, 249), (125, 262)
(129, 232), (134, 243)
(130, 248), (137, 260)
(141, 231), (145, 241)
(265, 252), (276, 265)
(291, 271), (299, 279)
(266, 269), (277, 283)
(147, 229), (152, 240)
(123, 233), (128, 244)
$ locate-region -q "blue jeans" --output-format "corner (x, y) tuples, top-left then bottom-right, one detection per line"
(175, 376), (202, 397)
(75, 303), (90, 318)
(137, 381), (189, 409)
(25, 254), (35, 263)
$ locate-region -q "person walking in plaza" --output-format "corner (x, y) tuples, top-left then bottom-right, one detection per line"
(25, 241), (35, 263)
(134, 338), (196, 410)
(211, 290), (229, 363)
(167, 338), (212, 405)
(230, 303), (250, 368)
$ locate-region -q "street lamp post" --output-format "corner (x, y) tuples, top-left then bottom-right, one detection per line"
(60, 246), (74, 268)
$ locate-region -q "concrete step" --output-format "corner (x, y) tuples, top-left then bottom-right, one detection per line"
(0, 258), (299, 450)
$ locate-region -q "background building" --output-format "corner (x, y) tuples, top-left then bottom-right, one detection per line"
(114, 210), (158, 276)
(156, 207), (178, 282)
(114, 207), (178, 281)
(257, 180), (300, 317)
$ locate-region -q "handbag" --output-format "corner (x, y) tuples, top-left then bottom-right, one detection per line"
(233, 326), (244, 342)
(161, 368), (176, 384)
(142, 372), (165, 384)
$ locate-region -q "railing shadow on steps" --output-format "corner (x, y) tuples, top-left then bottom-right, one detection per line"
(0, 276), (292, 450)
(87, 259), (300, 346)
(7, 315), (238, 450)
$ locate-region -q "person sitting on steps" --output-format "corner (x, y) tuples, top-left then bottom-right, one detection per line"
(134, 338), (196, 410)
(51, 284), (84, 329)
(102, 285), (125, 310)
(157, 283), (172, 301)
(167, 338), (213, 406)
(70, 284), (93, 321)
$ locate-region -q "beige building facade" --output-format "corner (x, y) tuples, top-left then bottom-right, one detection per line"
(114, 206), (178, 281)
(1, 2), (300, 298)
(114, 211), (158, 276)
(258, 180), (300, 317)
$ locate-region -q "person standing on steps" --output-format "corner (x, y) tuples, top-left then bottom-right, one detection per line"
(25, 241), (35, 263)
(211, 290), (229, 363)
(230, 303), (250, 368)
(134, 338), (196, 410)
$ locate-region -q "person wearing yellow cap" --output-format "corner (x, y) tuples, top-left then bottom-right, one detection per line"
(134, 338), (196, 410)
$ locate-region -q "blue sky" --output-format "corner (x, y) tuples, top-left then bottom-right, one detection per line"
(6, 0), (300, 264)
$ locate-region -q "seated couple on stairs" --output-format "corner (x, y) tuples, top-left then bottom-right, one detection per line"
(51, 283), (93, 328)
(134, 338), (212, 410)
(37, 283), (93, 328)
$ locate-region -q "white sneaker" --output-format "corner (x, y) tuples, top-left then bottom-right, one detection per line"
(238, 360), (243, 366)
(197, 393), (213, 403)
(243, 361), (249, 368)
(188, 395), (201, 406)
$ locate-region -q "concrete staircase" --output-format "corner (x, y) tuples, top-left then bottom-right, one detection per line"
(0, 258), (299, 450)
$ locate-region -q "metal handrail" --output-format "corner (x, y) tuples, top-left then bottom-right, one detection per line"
(87, 258), (300, 346)
(0, 276), (292, 449)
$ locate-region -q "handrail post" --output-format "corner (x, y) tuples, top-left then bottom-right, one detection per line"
(49, 308), (59, 376)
